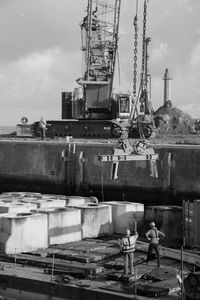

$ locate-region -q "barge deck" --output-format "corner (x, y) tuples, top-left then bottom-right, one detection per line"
(0, 236), (197, 300)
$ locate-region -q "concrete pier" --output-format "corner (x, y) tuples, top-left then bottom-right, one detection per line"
(0, 139), (200, 202)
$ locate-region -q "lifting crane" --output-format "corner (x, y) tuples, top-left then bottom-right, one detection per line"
(33, 0), (155, 140)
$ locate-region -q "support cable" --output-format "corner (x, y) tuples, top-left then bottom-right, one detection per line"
(133, 0), (138, 98)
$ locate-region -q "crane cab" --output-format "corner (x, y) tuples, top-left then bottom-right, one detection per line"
(111, 93), (132, 120)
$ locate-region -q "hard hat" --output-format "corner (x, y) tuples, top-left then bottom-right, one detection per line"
(150, 222), (155, 227)
(126, 229), (130, 236)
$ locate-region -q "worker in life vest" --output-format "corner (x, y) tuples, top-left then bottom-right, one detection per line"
(145, 222), (165, 267)
(119, 229), (138, 275)
(39, 117), (47, 140)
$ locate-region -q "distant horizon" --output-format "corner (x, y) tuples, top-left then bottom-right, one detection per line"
(0, 125), (16, 134)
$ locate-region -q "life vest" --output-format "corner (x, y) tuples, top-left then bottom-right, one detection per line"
(120, 234), (138, 253)
(39, 119), (46, 130)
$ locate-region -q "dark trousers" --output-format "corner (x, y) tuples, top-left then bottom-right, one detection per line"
(146, 243), (160, 266)
(123, 251), (134, 275)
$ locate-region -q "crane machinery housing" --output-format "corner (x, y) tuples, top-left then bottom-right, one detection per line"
(32, 0), (154, 139)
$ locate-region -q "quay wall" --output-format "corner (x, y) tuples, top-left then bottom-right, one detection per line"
(0, 139), (199, 203)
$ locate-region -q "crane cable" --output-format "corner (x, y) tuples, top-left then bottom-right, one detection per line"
(141, 0), (148, 88)
(133, 0), (138, 98)
(133, 0), (150, 140)
(132, 0), (145, 139)
(130, 0), (139, 121)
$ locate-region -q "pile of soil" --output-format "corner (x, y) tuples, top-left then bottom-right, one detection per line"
(194, 119), (200, 131)
(154, 101), (196, 135)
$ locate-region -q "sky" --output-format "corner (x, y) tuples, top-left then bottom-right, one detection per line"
(0, 0), (200, 125)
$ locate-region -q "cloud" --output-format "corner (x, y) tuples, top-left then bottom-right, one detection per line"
(0, 0), (85, 62)
(190, 43), (200, 67)
(0, 47), (82, 125)
(151, 43), (168, 63)
(176, 0), (193, 11)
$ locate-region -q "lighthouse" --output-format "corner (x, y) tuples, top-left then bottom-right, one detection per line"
(163, 68), (172, 105)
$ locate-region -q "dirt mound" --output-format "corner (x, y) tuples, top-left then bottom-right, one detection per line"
(154, 101), (196, 135)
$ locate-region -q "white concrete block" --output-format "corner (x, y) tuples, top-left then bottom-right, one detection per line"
(0, 202), (37, 214)
(71, 204), (113, 238)
(103, 201), (144, 234)
(66, 196), (93, 207)
(1, 192), (41, 199)
(0, 212), (48, 254)
(40, 194), (68, 201)
(20, 199), (66, 209)
(35, 207), (82, 245)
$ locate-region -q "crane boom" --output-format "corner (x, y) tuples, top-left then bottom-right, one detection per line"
(78, 0), (121, 119)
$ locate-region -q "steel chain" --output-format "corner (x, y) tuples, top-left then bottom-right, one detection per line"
(141, 0), (147, 85)
(133, 14), (138, 97)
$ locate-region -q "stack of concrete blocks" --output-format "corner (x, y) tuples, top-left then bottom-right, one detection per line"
(0, 193), (82, 254)
(67, 202), (113, 238)
(33, 207), (82, 245)
(103, 201), (144, 234)
(144, 206), (182, 247)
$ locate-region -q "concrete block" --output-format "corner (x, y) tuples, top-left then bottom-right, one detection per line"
(1, 192), (41, 199)
(20, 198), (66, 209)
(40, 194), (68, 201)
(0, 202), (37, 214)
(35, 207), (82, 245)
(0, 212), (48, 254)
(71, 204), (113, 238)
(66, 196), (93, 206)
(103, 201), (144, 234)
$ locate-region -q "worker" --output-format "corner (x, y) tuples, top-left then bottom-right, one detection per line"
(39, 117), (47, 140)
(145, 222), (165, 267)
(119, 229), (138, 275)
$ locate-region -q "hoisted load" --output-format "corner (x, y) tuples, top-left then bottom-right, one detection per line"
(98, 139), (158, 161)
(98, 138), (159, 180)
